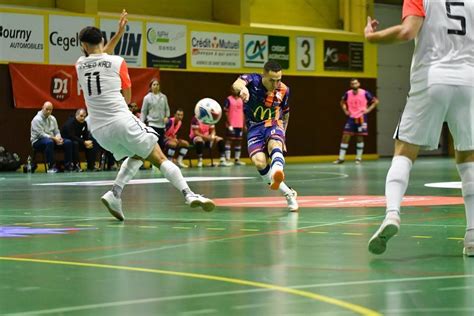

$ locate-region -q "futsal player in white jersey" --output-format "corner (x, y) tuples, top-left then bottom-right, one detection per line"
(75, 20), (214, 221)
(365, 0), (474, 256)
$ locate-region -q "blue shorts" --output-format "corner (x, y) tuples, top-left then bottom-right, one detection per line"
(343, 115), (368, 136)
(247, 124), (285, 157)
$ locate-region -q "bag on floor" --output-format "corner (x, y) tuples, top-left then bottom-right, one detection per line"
(0, 146), (21, 171)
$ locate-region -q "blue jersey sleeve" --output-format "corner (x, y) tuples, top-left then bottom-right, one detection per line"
(342, 91), (349, 101)
(281, 86), (290, 114)
(223, 97), (230, 111)
(365, 91), (375, 103)
(239, 73), (258, 85)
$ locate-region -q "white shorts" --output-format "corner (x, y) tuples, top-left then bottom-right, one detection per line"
(395, 85), (474, 151)
(92, 115), (159, 160)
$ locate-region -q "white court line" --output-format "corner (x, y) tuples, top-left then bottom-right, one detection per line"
(88, 215), (385, 260)
(438, 285), (474, 291)
(0, 214), (467, 228)
(33, 176), (255, 187)
(6, 274), (474, 315)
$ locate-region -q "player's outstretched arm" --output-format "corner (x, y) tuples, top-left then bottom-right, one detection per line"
(104, 9), (128, 54)
(365, 15), (423, 44)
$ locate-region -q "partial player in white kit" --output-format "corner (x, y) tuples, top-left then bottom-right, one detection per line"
(75, 12), (214, 221)
(365, 0), (474, 256)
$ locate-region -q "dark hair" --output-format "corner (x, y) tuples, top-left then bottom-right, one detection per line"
(149, 78), (160, 90)
(175, 108), (184, 113)
(350, 78), (359, 82)
(264, 60), (282, 73)
(79, 26), (103, 45)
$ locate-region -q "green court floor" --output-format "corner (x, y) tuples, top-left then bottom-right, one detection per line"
(0, 158), (473, 316)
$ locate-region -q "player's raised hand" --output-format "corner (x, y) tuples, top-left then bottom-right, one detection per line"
(239, 87), (250, 102)
(365, 16), (379, 38)
(118, 9), (128, 34)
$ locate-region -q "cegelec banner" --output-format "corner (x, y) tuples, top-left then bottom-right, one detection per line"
(9, 63), (159, 109)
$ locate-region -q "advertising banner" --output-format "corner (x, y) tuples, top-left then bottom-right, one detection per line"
(146, 22), (186, 69)
(100, 19), (143, 67)
(191, 31), (240, 69)
(49, 15), (95, 65)
(324, 41), (364, 71)
(0, 13), (44, 62)
(10, 63), (159, 109)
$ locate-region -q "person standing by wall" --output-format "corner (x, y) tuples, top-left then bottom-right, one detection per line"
(141, 79), (170, 149)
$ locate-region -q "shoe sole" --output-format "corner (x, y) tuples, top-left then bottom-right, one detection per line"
(189, 200), (215, 212)
(368, 224), (398, 255)
(101, 197), (125, 221)
(464, 246), (474, 257)
(270, 170), (285, 190)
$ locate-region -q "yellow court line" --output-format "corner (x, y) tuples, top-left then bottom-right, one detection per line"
(206, 228), (226, 231)
(172, 226), (192, 230)
(342, 233), (364, 236)
(411, 236), (432, 239)
(0, 257), (380, 316)
(447, 237), (464, 241)
(307, 231), (329, 234)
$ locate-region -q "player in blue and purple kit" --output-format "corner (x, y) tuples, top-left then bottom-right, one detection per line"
(232, 61), (298, 211)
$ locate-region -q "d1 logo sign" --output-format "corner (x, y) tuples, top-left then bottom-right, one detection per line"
(50, 70), (72, 101)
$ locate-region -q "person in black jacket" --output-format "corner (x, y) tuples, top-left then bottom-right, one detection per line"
(61, 109), (97, 171)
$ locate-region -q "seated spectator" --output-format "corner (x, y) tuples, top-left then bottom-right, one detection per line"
(164, 108), (189, 168)
(61, 108), (98, 172)
(30, 101), (73, 173)
(128, 102), (141, 119)
(189, 115), (231, 168)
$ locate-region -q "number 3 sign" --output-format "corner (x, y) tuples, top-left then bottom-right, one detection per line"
(296, 37), (315, 71)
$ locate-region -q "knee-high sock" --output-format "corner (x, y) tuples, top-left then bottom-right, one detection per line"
(195, 142), (204, 159)
(159, 160), (191, 196)
(270, 148), (285, 173)
(356, 142), (364, 160)
(339, 143), (349, 161)
(112, 158), (143, 197)
(385, 155), (413, 213)
(457, 162), (474, 231)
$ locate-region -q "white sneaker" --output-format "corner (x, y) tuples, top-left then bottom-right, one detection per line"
(219, 160), (233, 167)
(368, 211), (400, 254)
(464, 229), (474, 257)
(197, 160), (203, 168)
(176, 160), (189, 168)
(185, 193), (215, 212)
(235, 160), (246, 166)
(285, 189), (299, 212)
(101, 191), (125, 221)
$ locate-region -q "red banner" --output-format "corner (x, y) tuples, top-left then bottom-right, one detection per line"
(9, 63), (159, 109)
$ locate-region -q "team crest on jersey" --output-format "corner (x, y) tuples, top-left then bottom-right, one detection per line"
(50, 70), (72, 101)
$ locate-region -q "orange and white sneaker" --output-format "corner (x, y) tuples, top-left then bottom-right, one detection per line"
(270, 169), (285, 190)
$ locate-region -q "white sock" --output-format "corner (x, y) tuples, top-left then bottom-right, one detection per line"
(113, 158), (143, 196)
(339, 143), (349, 161)
(167, 147), (176, 159)
(457, 162), (474, 231)
(356, 142), (364, 160)
(159, 160), (191, 193)
(385, 155), (413, 214)
(234, 146), (241, 161)
(270, 148), (285, 174)
(258, 165), (271, 184)
(177, 148), (188, 162)
(225, 145), (231, 160)
(279, 182), (292, 195)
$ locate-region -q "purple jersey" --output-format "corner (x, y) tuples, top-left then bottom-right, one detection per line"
(239, 74), (290, 128)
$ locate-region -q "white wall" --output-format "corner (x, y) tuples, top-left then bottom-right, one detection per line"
(375, 4), (413, 156)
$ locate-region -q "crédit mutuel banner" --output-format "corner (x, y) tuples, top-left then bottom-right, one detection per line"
(0, 13), (44, 62)
(9, 63), (158, 109)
